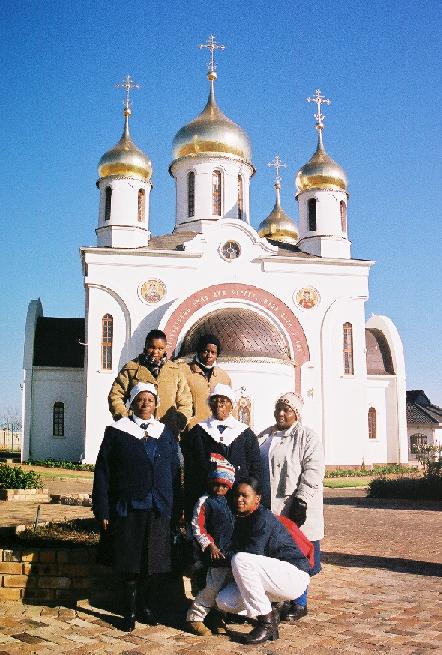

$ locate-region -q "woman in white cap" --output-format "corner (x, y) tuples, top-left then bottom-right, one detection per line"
(258, 392), (324, 622)
(92, 382), (181, 632)
(182, 383), (262, 523)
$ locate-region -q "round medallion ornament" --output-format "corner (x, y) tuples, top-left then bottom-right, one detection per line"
(139, 279), (167, 304)
(220, 240), (241, 261)
(294, 286), (320, 310)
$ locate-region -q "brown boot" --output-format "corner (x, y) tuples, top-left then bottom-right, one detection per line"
(241, 611), (279, 644)
(187, 620), (212, 636)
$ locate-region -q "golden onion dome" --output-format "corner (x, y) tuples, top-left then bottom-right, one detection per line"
(258, 183), (298, 245)
(172, 80), (253, 165)
(98, 110), (152, 181)
(295, 130), (347, 194)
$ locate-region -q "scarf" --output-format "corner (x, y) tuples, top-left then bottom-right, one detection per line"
(195, 354), (216, 381)
(140, 352), (167, 379)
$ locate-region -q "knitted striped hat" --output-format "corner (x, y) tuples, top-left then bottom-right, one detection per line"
(208, 453), (236, 488)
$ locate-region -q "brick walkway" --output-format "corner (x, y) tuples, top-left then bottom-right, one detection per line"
(0, 487), (441, 654)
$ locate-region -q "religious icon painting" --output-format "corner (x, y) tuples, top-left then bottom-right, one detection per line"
(294, 286), (320, 310)
(220, 240), (241, 261)
(139, 279), (167, 304)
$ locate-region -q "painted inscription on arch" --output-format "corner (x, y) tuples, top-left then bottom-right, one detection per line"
(163, 283), (309, 367)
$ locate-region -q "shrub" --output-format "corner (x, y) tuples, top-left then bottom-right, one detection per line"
(325, 464), (415, 478)
(411, 444), (442, 477)
(26, 458), (95, 472)
(0, 463), (42, 489)
(367, 476), (442, 501)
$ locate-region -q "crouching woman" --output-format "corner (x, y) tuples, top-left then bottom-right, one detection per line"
(92, 382), (181, 631)
(216, 478), (310, 645)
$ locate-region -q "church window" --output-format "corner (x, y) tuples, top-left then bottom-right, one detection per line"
(308, 198), (316, 231)
(368, 407), (377, 439)
(340, 200), (347, 232)
(137, 189), (145, 222)
(53, 402), (64, 437)
(343, 322), (354, 375)
(188, 172), (195, 218)
(237, 175), (243, 220)
(212, 170), (222, 216)
(101, 314), (113, 370)
(104, 186), (112, 221)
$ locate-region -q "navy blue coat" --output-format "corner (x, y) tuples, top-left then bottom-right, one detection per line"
(182, 424), (262, 520)
(228, 505), (311, 573)
(92, 424), (181, 522)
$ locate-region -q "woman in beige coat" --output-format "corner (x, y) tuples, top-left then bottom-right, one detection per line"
(258, 392), (324, 622)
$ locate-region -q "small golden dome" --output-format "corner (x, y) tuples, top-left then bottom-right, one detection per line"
(296, 130), (347, 194)
(172, 81), (253, 165)
(258, 184), (298, 245)
(98, 111), (152, 181)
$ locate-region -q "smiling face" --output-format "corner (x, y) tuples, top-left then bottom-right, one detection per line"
(274, 401), (298, 430)
(234, 482), (261, 516)
(131, 391), (157, 420)
(209, 395), (232, 421)
(144, 337), (167, 363)
(199, 343), (218, 367)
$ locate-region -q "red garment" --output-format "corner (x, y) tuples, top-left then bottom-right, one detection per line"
(277, 515), (315, 570)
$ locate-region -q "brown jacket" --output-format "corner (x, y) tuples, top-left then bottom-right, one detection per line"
(108, 357), (193, 435)
(183, 360), (231, 429)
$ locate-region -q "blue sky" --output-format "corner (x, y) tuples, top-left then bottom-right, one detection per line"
(1, 0), (441, 413)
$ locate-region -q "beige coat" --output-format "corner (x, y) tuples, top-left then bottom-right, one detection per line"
(108, 357), (193, 435)
(183, 361), (231, 429)
(258, 423), (325, 541)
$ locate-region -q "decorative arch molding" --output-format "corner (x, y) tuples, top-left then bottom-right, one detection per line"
(87, 284), (131, 344)
(162, 283), (309, 391)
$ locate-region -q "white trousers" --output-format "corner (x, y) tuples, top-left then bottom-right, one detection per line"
(187, 567), (230, 621)
(216, 552), (310, 618)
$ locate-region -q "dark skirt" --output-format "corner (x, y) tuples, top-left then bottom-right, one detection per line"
(98, 508), (172, 576)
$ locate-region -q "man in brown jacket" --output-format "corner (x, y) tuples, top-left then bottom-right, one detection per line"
(108, 329), (193, 436)
(183, 334), (231, 430)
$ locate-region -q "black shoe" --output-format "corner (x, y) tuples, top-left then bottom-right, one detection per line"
(280, 600), (308, 622)
(136, 606), (159, 626)
(121, 580), (137, 632)
(241, 611), (279, 645)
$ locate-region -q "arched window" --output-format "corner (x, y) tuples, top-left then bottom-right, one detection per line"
(187, 172), (195, 218)
(104, 186), (112, 221)
(212, 170), (222, 216)
(368, 407), (377, 439)
(343, 322), (354, 375)
(53, 402), (64, 437)
(137, 189), (145, 222)
(237, 175), (243, 220)
(340, 200), (347, 232)
(101, 314), (113, 370)
(308, 198), (316, 231)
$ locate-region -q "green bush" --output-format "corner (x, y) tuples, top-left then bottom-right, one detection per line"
(26, 458), (95, 472)
(325, 464), (415, 478)
(367, 476), (442, 501)
(0, 463), (42, 489)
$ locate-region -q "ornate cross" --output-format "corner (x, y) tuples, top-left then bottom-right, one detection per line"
(268, 154), (287, 184)
(307, 88), (331, 129)
(115, 74), (140, 112)
(199, 34), (225, 74)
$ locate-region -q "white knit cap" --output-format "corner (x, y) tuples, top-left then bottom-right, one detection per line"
(129, 382), (159, 407)
(209, 383), (236, 405)
(276, 392), (303, 419)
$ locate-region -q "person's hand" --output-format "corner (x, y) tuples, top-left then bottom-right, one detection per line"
(100, 519), (109, 531)
(290, 498), (307, 527)
(207, 543), (225, 560)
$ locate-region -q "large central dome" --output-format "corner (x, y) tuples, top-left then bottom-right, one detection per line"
(172, 82), (252, 164)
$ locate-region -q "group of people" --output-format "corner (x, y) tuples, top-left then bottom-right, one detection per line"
(92, 329), (325, 644)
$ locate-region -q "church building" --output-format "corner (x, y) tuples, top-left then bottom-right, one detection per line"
(22, 37), (408, 466)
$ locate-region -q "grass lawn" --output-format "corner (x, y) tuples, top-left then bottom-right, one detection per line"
(324, 477), (372, 488)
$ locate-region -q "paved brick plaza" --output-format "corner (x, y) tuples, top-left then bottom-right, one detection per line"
(0, 486), (441, 654)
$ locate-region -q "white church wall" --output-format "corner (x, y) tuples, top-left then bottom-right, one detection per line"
(29, 368), (84, 461)
(365, 378), (391, 463)
(21, 299), (43, 462)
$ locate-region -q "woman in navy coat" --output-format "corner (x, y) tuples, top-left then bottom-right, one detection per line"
(92, 382), (181, 631)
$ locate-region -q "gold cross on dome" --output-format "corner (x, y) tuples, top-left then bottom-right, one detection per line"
(268, 154), (287, 184)
(199, 34), (225, 74)
(115, 74), (140, 112)
(307, 89), (331, 129)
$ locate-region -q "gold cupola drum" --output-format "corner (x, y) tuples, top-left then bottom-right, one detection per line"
(258, 155), (298, 245)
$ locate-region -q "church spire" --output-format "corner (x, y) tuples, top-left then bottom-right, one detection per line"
(115, 74), (140, 139)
